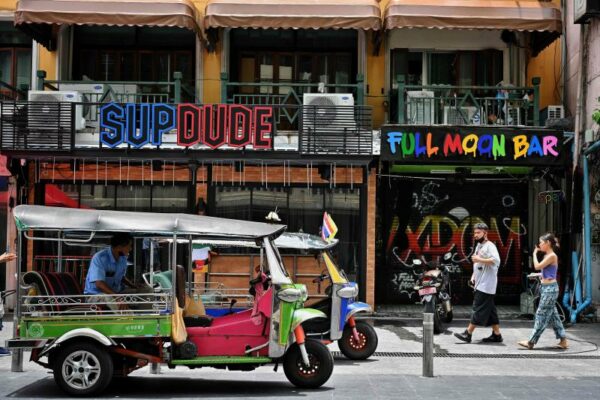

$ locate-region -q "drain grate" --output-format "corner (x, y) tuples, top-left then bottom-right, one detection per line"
(331, 351), (600, 360)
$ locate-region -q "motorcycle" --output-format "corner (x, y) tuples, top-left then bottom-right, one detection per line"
(412, 252), (454, 334)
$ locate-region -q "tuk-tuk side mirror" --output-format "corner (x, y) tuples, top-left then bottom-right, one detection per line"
(443, 252), (452, 261)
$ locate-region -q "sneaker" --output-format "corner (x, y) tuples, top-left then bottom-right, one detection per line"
(518, 340), (534, 350)
(481, 332), (503, 343)
(454, 330), (472, 343)
(0, 347), (10, 356)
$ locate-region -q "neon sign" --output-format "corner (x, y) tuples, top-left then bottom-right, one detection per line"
(381, 125), (564, 166)
(99, 103), (274, 149)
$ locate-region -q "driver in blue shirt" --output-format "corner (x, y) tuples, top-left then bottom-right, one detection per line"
(84, 233), (140, 310)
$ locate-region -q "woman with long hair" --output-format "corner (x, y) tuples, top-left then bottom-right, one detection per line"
(518, 233), (568, 350)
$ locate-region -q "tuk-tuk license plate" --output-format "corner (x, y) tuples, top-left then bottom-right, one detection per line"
(419, 287), (437, 296)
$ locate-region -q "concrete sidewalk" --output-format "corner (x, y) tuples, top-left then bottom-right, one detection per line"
(375, 304), (525, 319)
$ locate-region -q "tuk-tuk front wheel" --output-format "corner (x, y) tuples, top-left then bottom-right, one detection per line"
(52, 341), (114, 396)
(283, 339), (333, 389)
(339, 320), (378, 360)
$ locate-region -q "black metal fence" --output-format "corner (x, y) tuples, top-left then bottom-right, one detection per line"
(0, 101), (374, 156)
(300, 105), (373, 155)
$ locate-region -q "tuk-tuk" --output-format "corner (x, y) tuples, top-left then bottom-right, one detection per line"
(199, 232), (377, 360)
(278, 233), (377, 359)
(7, 205), (333, 396)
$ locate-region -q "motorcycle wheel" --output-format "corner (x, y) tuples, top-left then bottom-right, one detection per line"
(339, 321), (378, 360)
(283, 339), (334, 389)
(442, 310), (453, 323)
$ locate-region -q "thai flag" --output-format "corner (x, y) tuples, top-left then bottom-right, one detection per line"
(321, 212), (338, 242)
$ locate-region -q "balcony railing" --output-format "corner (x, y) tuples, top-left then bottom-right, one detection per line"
(37, 70), (196, 106)
(392, 76), (542, 127)
(222, 73), (366, 128)
(0, 101), (373, 156)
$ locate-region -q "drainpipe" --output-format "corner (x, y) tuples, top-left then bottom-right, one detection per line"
(564, 141), (600, 322)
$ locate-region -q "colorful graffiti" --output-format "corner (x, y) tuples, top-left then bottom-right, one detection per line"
(378, 180), (528, 304)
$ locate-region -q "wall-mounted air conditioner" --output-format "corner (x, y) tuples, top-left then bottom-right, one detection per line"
(443, 106), (478, 125)
(406, 91), (434, 124)
(302, 93), (355, 128)
(27, 90), (86, 130)
(547, 105), (565, 120)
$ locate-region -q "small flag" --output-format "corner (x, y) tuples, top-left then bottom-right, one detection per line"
(321, 212), (338, 242)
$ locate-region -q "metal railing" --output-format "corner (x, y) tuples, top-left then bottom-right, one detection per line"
(300, 105), (373, 155)
(37, 70), (196, 105)
(34, 255), (92, 285)
(222, 73), (366, 126)
(392, 76), (542, 127)
(20, 293), (171, 317)
(0, 101), (374, 156)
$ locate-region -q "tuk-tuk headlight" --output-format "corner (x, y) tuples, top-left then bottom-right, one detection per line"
(299, 285), (308, 302)
(337, 285), (358, 299)
(277, 287), (303, 303)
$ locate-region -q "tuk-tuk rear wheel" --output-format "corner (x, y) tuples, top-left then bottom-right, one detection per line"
(283, 339), (333, 389)
(339, 320), (378, 360)
(52, 341), (114, 396)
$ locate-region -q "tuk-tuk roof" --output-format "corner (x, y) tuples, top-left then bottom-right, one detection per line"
(161, 232), (338, 250)
(275, 232), (338, 250)
(13, 205), (286, 240)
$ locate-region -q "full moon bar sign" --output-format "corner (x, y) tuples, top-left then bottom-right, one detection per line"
(380, 125), (565, 166)
(99, 103), (274, 149)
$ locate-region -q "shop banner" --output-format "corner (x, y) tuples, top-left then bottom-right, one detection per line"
(377, 179), (528, 305)
(381, 125), (565, 166)
(99, 103), (274, 149)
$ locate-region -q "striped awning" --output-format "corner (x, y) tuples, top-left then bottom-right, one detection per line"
(205, 0), (382, 30)
(384, 0), (561, 32)
(15, 0), (204, 49)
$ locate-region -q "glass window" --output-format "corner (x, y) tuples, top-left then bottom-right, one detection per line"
(15, 49), (31, 90)
(99, 51), (117, 81)
(252, 188), (288, 223)
(391, 50), (423, 88)
(152, 185), (188, 213)
(0, 50), (12, 85)
(325, 189), (361, 274)
(116, 185), (151, 211)
(429, 53), (455, 85)
(214, 187), (251, 220)
(80, 184), (115, 209)
(288, 187), (323, 234)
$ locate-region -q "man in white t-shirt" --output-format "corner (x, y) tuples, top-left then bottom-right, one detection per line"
(454, 222), (503, 343)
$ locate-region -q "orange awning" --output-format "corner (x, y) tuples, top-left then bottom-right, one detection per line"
(205, 0), (382, 30)
(15, 0), (204, 49)
(384, 0), (561, 32)
(384, 0), (561, 55)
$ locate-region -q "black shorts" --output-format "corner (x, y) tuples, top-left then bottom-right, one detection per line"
(470, 290), (499, 326)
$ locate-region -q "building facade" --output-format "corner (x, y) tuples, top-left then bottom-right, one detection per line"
(0, 0), (569, 309)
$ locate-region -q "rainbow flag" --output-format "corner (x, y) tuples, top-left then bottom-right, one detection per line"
(321, 212), (338, 242)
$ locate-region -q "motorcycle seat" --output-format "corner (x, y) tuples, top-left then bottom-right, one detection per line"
(424, 270), (441, 278)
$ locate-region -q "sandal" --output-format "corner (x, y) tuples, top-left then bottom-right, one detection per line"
(518, 340), (534, 350)
(557, 338), (568, 349)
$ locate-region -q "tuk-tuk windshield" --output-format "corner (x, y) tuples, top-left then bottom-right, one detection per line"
(264, 238), (292, 285)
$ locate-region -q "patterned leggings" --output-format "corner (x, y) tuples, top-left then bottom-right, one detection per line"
(528, 282), (566, 344)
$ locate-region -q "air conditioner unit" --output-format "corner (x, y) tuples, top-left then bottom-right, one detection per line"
(27, 90), (86, 130)
(57, 83), (107, 127)
(443, 106), (478, 125)
(547, 105), (565, 120)
(302, 93), (355, 153)
(302, 93), (355, 128)
(406, 91), (434, 124)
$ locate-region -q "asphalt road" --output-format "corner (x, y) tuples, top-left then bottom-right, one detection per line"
(2, 318), (600, 399)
